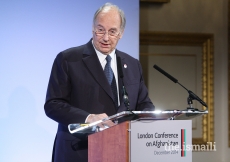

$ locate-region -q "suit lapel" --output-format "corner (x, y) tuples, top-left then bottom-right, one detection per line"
(82, 40), (114, 101)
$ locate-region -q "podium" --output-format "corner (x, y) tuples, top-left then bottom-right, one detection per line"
(68, 110), (207, 162)
(88, 121), (129, 162)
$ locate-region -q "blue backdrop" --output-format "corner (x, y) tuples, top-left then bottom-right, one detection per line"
(0, 0), (139, 161)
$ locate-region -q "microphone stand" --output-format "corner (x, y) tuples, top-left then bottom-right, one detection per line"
(117, 57), (138, 120)
(121, 81), (139, 120)
(177, 82), (204, 111)
(122, 85), (130, 111)
(153, 65), (208, 112)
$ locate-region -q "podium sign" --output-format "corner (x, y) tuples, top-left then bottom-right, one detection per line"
(130, 120), (192, 162)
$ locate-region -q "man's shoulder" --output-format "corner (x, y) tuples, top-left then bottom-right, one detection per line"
(60, 44), (85, 57)
(56, 43), (89, 61)
(116, 50), (138, 62)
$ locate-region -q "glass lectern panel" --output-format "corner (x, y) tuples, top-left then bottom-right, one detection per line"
(68, 110), (208, 138)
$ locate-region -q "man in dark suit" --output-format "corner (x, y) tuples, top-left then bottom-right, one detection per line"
(44, 2), (154, 162)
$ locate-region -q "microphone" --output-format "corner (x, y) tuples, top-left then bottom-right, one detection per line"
(117, 56), (124, 79)
(153, 65), (178, 83)
(117, 57), (138, 122)
(153, 64), (208, 108)
(117, 56), (130, 109)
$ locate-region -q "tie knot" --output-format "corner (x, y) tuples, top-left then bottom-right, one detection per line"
(106, 55), (112, 63)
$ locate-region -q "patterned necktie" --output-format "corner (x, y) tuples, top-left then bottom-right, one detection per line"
(104, 55), (118, 108)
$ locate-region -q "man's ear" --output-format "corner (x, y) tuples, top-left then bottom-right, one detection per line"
(118, 29), (124, 39)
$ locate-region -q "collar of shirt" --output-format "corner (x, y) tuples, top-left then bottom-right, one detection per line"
(92, 40), (116, 70)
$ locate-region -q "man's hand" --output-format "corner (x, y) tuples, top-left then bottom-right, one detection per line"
(85, 113), (115, 128)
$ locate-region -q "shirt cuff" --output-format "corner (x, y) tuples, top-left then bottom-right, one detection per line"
(85, 114), (91, 123)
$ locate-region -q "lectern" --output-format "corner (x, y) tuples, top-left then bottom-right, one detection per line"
(68, 110), (207, 162)
(88, 121), (129, 162)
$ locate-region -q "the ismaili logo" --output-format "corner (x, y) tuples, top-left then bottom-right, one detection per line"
(165, 129), (216, 153)
(181, 129), (186, 157)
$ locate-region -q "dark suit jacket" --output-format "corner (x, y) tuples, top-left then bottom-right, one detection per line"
(44, 39), (154, 162)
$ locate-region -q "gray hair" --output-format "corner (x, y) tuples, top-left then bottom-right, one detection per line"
(93, 3), (126, 31)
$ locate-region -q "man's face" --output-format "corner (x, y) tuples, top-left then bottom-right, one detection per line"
(92, 8), (123, 55)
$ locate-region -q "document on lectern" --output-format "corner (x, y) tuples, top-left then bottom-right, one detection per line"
(68, 110), (207, 138)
